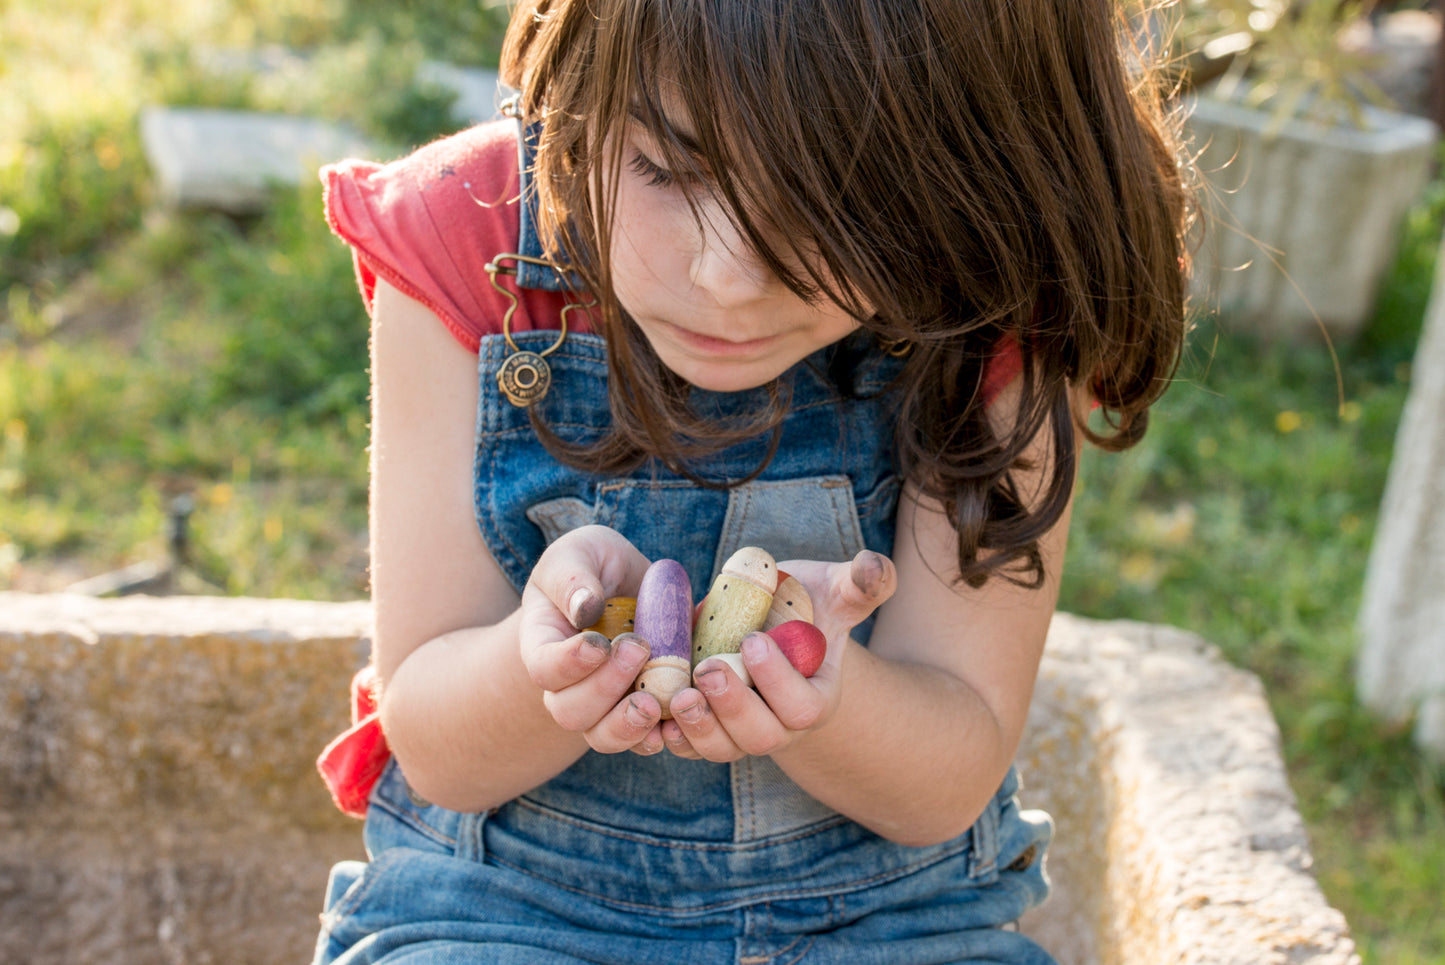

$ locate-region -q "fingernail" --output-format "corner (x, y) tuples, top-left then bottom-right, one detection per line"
(569, 587), (600, 628)
(696, 669), (726, 697)
(742, 633), (769, 664)
(615, 634), (650, 671)
(672, 694), (703, 724)
(853, 551), (887, 596)
(577, 631), (611, 665)
(625, 694), (655, 727)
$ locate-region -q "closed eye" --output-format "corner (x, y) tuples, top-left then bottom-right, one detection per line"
(628, 150), (682, 189)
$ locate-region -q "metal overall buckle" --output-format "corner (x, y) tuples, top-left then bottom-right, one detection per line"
(484, 252), (596, 407)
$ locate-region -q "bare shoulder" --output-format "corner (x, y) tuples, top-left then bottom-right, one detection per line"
(368, 280), (521, 681)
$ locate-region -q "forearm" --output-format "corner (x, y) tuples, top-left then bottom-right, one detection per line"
(379, 609), (589, 812)
(770, 640), (1018, 847)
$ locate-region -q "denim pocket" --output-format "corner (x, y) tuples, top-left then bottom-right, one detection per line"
(525, 496), (595, 547)
(712, 474), (865, 580)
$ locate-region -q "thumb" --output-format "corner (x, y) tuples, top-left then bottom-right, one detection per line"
(781, 550), (897, 642)
(525, 525), (650, 630)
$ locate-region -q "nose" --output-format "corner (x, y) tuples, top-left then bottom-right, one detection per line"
(688, 202), (777, 308)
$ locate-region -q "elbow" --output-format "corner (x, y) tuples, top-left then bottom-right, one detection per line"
(863, 797), (988, 848)
(377, 689), (500, 814)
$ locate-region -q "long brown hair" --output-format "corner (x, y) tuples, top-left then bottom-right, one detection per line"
(500, 0), (1194, 588)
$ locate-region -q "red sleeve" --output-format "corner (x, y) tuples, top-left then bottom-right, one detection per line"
(320, 120), (585, 352)
(981, 335), (1023, 407)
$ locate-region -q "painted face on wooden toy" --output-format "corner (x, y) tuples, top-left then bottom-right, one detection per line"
(692, 547), (779, 683)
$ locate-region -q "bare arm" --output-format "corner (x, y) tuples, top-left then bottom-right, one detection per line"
(368, 280), (660, 811)
(771, 476), (1071, 846)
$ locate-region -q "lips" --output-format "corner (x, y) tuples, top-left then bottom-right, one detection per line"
(664, 321), (780, 356)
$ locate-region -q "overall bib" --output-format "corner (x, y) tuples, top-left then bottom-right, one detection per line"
(313, 125), (1056, 965)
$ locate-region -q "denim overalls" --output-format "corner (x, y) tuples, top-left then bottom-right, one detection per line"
(312, 124), (1056, 965)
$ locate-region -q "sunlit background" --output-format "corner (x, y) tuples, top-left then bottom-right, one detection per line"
(1, 1), (1442, 961)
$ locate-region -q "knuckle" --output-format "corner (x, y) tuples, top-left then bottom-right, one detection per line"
(785, 703), (824, 732)
(548, 702), (592, 734)
(739, 734), (783, 758)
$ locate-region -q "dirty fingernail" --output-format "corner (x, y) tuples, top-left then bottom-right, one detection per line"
(696, 670), (726, 697)
(614, 634), (650, 671)
(625, 695), (655, 727)
(577, 631), (611, 665)
(569, 587), (601, 628)
(742, 633), (769, 664)
(853, 551), (887, 596)
(672, 694), (704, 724)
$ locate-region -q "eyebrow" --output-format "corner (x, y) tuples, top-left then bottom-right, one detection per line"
(626, 104), (707, 164)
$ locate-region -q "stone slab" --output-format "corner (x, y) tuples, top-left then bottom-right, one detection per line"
(0, 593), (1359, 964)
(416, 61), (506, 125)
(140, 106), (379, 213)
(1357, 224), (1445, 759)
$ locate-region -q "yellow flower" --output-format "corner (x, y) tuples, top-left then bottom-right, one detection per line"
(1275, 410), (1303, 434)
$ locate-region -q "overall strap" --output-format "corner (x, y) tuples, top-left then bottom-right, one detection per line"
(504, 95), (586, 294)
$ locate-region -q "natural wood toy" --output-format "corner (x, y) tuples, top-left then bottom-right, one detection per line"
(631, 559), (694, 718)
(763, 620), (826, 678)
(585, 597), (636, 639)
(692, 546), (779, 686)
(762, 570), (814, 630)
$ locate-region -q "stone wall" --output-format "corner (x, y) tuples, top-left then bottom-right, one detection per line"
(0, 593), (1359, 964)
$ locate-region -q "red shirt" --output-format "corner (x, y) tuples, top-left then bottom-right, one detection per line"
(322, 119), (585, 350)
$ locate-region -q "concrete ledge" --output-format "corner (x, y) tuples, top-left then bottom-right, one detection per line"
(140, 107), (379, 212)
(0, 594), (1358, 964)
(1023, 616), (1358, 965)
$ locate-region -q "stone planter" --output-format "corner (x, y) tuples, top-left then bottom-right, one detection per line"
(1185, 89), (1438, 343)
(0, 594), (1359, 964)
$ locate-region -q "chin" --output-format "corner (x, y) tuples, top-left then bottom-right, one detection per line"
(669, 360), (787, 394)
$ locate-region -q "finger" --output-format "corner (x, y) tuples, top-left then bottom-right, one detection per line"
(541, 634), (651, 733)
(666, 686), (746, 762)
(780, 550), (898, 642)
(528, 525), (653, 630)
(628, 721), (667, 757)
(690, 662), (790, 758)
(659, 719), (702, 760)
(739, 632), (828, 732)
(582, 691), (663, 754)
(849, 549), (897, 605)
(525, 630), (613, 693)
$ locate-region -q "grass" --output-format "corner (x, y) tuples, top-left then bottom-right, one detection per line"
(1060, 172), (1445, 963)
(3, 0), (1444, 961)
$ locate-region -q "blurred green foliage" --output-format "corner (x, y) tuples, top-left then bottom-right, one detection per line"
(1, 0), (1444, 961)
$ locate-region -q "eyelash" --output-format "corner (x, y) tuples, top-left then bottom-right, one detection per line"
(628, 151), (680, 188)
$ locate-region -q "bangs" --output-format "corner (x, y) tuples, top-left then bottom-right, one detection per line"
(593, 0), (895, 320)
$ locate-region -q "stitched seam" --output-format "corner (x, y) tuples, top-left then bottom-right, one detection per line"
(367, 797), (458, 849)
(485, 847), (968, 915)
(477, 348), (528, 593)
(775, 936), (817, 965)
(511, 796), (849, 851)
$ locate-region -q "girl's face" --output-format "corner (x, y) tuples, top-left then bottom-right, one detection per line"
(602, 116), (861, 394)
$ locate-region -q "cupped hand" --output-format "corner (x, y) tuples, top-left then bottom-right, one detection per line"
(662, 549), (897, 762)
(518, 525), (666, 755)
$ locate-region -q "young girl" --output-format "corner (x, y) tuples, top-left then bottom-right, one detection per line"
(311, 0), (1191, 962)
